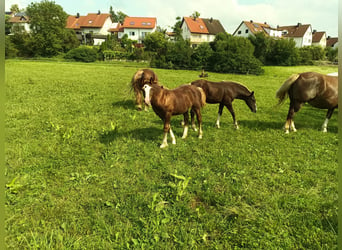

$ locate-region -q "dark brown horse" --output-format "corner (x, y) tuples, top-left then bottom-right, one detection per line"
(191, 79), (257, 129)
(143, 84), (206, 148)
(131, 69), (159, 111)
(276, 72), (338, 133)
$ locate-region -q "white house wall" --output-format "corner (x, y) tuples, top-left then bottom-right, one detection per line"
(98, 17), (113, 35)
(122, 28), (155, 43)
(234, 23), (250, 38)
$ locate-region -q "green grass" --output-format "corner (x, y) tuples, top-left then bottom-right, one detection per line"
(5, 59), (338, 249)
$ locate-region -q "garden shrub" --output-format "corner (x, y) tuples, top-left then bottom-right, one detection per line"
(64, 46), (97, 62)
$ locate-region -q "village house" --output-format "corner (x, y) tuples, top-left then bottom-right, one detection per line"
(233, 21), (316, 48)
(312, 31), (327, 48)
(326, 36), (338, 48)
(8, 12), (30, 34)
(233, 20), (282, 38)
(180, 16), (226, 48)
(110, 16), (157, 44)
(66, 11), (112, 45)
(277, 23), (313, 47)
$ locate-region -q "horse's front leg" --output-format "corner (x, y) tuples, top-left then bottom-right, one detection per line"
(225, 103), (238, 129)
(161, 115), (175, 148)
(322, 108), (335, 132)
(182, 112), (189, 139)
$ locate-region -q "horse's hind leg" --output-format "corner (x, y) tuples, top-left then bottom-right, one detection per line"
(322, 108), (335, 132)
(284, 101), (301, 133)
(193, 108), (203, 139)
(190, 109), (198, 131)
(182, 112), (189, 139)
(215, 103), (224, 128)
(134, 89), (143, 111)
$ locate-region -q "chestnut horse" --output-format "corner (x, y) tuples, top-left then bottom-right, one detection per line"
(191, 79), (257, 129)
(276, 72), (338, 133)
(143, 84), (206, 148)
(131, 69), (159, 111)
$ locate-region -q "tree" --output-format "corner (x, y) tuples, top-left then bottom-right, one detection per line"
(26, 0), (74, 57)
(265, 38), (299, 66)
(172, 16), (183, 41)
(208, 33), (264, 75)
(248, 32), (270, 64)
(109, 6), (127, 23)
(191, 11), (200, 19)
(10, 4), (20, 13)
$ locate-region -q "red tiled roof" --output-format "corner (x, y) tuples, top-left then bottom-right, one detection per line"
(312, 31), (325, 43)
(183, 17), (209, 34)
(66, 13), (111, 29)
(244, 21), (270, 35)
(108, 23), (123, 33)
(9, 16), (29, 23)
(277, 24), (311, 37)
(121, 17), (156, 29)
(326, 37), (338, 47)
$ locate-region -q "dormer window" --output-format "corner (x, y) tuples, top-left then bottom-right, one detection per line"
(130, 21), (135, 25)
(88, 20), (93, 24)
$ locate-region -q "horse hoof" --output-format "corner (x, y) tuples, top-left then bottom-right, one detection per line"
(160, 143), (168, 148)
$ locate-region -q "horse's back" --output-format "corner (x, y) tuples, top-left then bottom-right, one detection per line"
(293, 72), (338, 108)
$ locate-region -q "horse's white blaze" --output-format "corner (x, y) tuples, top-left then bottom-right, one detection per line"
(322, 118), (329, 132)
(143, 84), (152, 106)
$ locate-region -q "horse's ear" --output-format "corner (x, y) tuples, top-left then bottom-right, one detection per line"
(250, 91), (255, 96)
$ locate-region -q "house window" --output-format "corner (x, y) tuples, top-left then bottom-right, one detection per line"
(245, 29), (249, 33)
(129, 31), (135, 36)
(238, 30), (241, 34)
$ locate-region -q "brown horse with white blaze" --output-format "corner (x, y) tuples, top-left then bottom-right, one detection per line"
(131, 69), (159, 111)
(276, 72), (338, 133)
(191, 79), (257, 129)
(143, 84), (206, 148)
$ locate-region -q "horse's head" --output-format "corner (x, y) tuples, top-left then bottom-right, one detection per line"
(246, 91), (257, 113)
(143, 84), (152, 106)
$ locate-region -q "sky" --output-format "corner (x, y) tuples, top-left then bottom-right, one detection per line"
(5, 0), (338, 37)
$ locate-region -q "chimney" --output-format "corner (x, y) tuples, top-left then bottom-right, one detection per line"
(76, 13), (80, 18)
(97, 10), (101, 15)
(313, 29), (317, 34)
(297, 22), (301, 27)
(250, 20), (253, 23)
(264, 22), (267, 24)
(210, 17), (213, 23)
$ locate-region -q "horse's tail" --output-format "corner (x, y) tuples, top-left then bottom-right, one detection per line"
(130, 69), (144, 92)
(197, 87), (206, 107)
(276, 73), (301, 105)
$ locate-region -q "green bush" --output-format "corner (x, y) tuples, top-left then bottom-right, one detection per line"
(208, 33), (264, 75)
(64, 46), (97, 62)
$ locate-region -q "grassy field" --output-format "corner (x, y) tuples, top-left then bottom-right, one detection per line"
(5, 60), (338, 249)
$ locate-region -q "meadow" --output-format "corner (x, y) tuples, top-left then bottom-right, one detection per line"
(5, 59), (338, 249)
